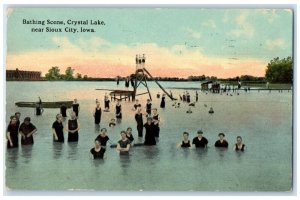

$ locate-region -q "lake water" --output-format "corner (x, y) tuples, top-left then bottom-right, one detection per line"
(5, 81), (293, 192)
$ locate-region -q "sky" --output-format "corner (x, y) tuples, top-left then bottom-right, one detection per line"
(5, 7), (293, 78)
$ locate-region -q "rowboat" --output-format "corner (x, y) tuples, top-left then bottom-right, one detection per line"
(15, 101), (73, 108)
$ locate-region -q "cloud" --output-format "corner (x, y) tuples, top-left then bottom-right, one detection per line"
(6, 36), (267, 78)
(185, 28), (201, 39)
(266, 38), (287, 50)
(227, 12), (255, 38)
(201, 19), (216, 29)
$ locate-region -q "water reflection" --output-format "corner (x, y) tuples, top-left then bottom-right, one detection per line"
(67, 142), (78, 160)
(21, 145), (33, 164)
(143, 146), (160, 160)
(52, 142), (64, 159)
(94, 124), (100, 133)
(215, 147), (228, 159)
(92, 158), (105, 167)
(6, 148), (19, 168)
(119, 152), (131, 175)
(194, 148), (208, 160)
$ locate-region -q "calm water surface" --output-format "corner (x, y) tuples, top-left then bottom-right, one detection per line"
(5, 81), (293, 192)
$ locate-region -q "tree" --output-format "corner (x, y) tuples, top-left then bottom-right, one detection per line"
(76, 73), (82, 80)
(83, 75), (88, 80)
(65, 67), (74, 80)
(265, 57), (293, 83)
(45, 66), (61, 80)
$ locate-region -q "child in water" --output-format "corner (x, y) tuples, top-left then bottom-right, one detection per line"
(109, 118), (116, 127)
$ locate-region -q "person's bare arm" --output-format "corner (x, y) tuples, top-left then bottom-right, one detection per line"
(26, 129), (37, 138)
(52, 128), (58, 140)
(7, 131), (13, 146)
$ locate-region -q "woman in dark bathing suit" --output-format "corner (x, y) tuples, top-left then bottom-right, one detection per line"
(90, 140), (106, 159)
(233, 136), (246, 151)
(177, 132), (191, 148)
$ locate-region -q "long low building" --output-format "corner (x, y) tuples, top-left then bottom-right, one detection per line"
(6, 68), (42, 80)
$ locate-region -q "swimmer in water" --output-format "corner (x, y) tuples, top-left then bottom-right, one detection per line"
(116, 131), (131, 154)
(192, 130), (208, 148)
(177, 132), (191, 148)
(233, 136), (246, 151)
(90, 139), (106, 159)
(126, 127), (134, 146)
(214, 133), (228, 148)
(109, 118), (116, 127)
(95, 128), (112, 149)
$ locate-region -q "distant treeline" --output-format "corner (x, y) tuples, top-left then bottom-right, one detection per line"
(39, 56), (292, 83)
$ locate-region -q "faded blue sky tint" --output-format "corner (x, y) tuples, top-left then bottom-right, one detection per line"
(6, 8), (293, 78)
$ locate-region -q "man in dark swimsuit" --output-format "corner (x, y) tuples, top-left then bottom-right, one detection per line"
(214, 133), (228, 148)
(192, 130), (208, 148)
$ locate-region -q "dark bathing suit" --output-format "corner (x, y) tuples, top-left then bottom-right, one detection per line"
(181, 140), (191, 148)
(95, 135), (110, 148)
(19, 122), (36, 145)
(135, 113), (143, 137)
(7, 123), (19, 148)
(90, 147), (106, 159)
(72, 103), (79, 117)
(116, 104), (122, 119)
(215, 140), (228, 148)
(192, 136), (208, 148)
(152, 114), (160, 138)
(68, 119), (79, 142)
(235, 144), (245, 151)
(94, 107), (102, 124)
(52, 121), (64, 143)
(60, 105), (67, 117)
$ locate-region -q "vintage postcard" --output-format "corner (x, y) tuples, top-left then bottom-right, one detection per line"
(4, 6), (294, 193)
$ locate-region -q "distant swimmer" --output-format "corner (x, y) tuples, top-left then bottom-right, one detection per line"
(15, 112), (21, 127)
(115, 99), (122, 120)
(104, 95), (110, 112)
(35, 103), (44, 116)
(6, 115), (19, 148)
(126, 127), (134, 146)
(93, 102), (102, 125)
(109, 118), (116, 127)
(209, 107), (214, 114)
(214, 133), (228, 148)
(66, 111), (80, 142)
(60, 103), (67, 118)
(135, 107), (144, 137)
(195, 91), (198, 102)
(144, 117), (156, 146)
(183, 92), (186, 102)
(157, 92), (161, 99)
(177, 132), (191, 148)
(233, 136), (246, 152)
(189, 102), (195, 107)
(90, 139), (106, 159)
(116, 131), (131, 154)
(160, 94), (166, 108)
(95, 128), (112, 149)
(186, 92), (191, 103)
(52, 114), (64, 143)
(146, 99), (152, 116)
(72, 99), (80, 117)
(192, 130), (208, 148)
(133, 99), (141, 110)
(152, 108), (160, 139)
(186, 107), (192, 114)
(19, 117), (37, 145)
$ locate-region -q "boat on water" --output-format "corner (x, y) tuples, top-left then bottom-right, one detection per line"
(15, 101), (73, 108)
